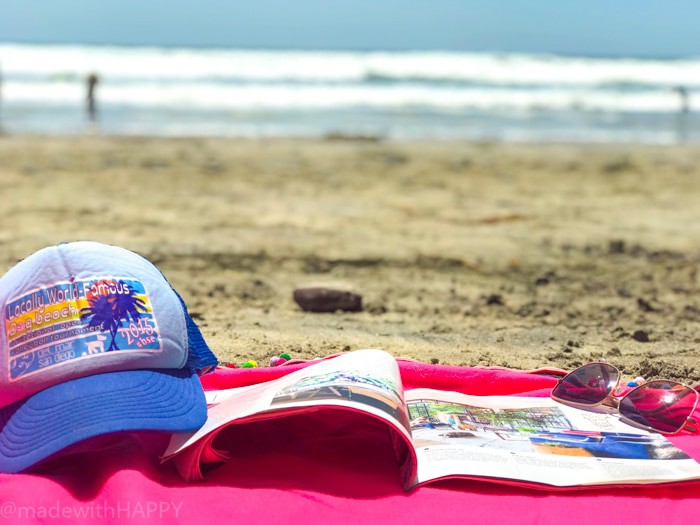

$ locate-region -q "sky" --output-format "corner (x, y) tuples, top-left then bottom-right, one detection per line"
(1, 0), (699, 57)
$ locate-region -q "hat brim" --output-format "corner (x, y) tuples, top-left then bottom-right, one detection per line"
(0, 369), (206, 473)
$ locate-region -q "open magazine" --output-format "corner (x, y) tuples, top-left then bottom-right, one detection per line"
(162, 349), (700, 490)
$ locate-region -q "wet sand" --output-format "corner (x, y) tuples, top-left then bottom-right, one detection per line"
(2, 135), (699, 382)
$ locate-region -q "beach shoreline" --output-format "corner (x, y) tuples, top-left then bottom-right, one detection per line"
(2, 135), (699, 382)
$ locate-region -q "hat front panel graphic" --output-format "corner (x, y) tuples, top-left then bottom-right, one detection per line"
(7, 277), (162, 377)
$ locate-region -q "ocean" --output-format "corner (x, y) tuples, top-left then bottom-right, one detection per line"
(1, 43), (699, 143)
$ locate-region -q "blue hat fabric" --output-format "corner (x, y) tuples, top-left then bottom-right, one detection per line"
(0, 241), (218, 472)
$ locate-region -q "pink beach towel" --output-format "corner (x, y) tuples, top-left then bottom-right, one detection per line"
(0, 360), (698, 525)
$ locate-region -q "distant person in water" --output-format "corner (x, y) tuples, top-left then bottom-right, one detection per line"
(0, 62), (3, 134)
(674, 86), (690, 114)
(673, 86), (691, 144)
(86, 73), (99, 125)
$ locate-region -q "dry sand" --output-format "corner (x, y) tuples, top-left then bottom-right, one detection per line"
(2, 135), (700, 382)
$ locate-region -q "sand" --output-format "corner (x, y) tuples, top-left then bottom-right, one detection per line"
(2, 135), (700, 382)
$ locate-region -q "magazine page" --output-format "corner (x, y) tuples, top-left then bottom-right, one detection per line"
(163, 349), (417, 486)
(406, 388), (700, 488)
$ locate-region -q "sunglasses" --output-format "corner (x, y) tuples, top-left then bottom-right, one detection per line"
(551, 362), (699, 435)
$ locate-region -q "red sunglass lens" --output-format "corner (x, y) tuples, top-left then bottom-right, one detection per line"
(552, 363), (619, 405)
(619, 381), (698, 433)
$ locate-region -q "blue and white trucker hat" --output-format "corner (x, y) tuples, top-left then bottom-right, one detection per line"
(0, 241), (218, 472)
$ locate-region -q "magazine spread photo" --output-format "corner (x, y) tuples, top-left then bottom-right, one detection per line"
(162, 349), (700, 490)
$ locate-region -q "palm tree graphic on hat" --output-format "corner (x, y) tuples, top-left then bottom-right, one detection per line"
(80, 280), (148, 351)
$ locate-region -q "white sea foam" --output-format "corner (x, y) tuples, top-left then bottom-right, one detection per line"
(2, 43), (699, 87)
(3, 80), (685, 113)
(0, 43), (697, 141)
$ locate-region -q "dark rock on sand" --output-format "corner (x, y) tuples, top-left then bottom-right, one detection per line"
(534, 270), (556, 286)
(485, 294), (504, 306)
(632, 330), (650, 342)
(293, 287), (363, 313)
(608, 240), (626, 254)
(637, 297), (657, 312)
